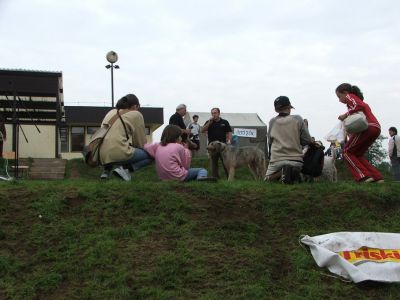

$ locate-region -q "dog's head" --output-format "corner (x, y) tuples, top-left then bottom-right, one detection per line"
(206, 141), (226, 155)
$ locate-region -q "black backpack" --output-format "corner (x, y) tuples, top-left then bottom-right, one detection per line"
(302, 144), (325, 177)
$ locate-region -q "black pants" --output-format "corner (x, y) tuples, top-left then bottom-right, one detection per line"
(210, 152), (228, 178)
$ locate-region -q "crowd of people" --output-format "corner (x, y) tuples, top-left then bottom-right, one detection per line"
(0, 83), (398, 183)
(92, 82), (400, 183)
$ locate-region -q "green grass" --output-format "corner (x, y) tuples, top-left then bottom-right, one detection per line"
(0, 157), (399, 299)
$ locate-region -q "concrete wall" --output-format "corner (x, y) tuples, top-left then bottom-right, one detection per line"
(2, 124), (154, 160)
(60, 129), (153, 160)
(2, 124), (56, 158)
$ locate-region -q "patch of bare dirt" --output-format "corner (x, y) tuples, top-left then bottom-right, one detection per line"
(188, 192), (264, 226)
(63, 191), (85, 208)
(69, 165), (81, 179)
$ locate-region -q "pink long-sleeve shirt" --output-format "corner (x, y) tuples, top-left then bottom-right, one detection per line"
(144, 142), (191, 181)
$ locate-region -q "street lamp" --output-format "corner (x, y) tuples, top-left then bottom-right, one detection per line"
(105, 51), (119, 107)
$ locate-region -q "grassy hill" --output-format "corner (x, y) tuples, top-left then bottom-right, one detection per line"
(0, 157), (399, 299)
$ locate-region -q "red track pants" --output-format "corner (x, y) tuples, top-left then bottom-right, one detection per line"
(343, 125), (383, 182)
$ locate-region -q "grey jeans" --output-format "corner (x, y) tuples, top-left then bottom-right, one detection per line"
(265, 160), (303, 177)
(391, 157), (400, 181)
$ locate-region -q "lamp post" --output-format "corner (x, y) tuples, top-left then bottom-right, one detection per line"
(105, 51), (119, 107)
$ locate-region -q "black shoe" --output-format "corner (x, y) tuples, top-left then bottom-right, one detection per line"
(292, 167), (302, 183)
(197, 176), (218, 182)
(281, 165), (293, 184)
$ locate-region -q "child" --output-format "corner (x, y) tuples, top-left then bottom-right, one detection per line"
(336, 83), (383, 183)
(187, 114), (201, 151)
(145, 125), (215, 181)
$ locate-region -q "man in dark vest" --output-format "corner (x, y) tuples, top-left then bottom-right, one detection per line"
(169, 104), (191, 141)
(389, 126), (400, 181)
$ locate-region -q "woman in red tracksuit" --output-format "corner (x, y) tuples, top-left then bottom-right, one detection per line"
(336, 83), (384, 183)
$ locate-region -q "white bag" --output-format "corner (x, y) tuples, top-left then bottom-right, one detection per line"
(343, 112), (368, 134)
(324, 122), (345, 143)
(301, 232), (400, 283)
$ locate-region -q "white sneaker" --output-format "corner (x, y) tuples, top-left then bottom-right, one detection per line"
(100, 170), (111, 180)
(113, 166), (131, 181)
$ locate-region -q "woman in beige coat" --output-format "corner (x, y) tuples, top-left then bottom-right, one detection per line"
(100, 94), (152, 180)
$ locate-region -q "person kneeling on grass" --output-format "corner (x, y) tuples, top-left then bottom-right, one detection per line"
(145, 125), (216, 182)
(99, 94), (153, 181)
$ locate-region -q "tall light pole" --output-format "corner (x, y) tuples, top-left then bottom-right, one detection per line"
(105, 51), (119, 107)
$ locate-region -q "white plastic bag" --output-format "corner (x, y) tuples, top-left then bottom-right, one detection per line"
(301, 232), (400, 283)
(344, 112), (368, 134)
(324, 122), (345, 143)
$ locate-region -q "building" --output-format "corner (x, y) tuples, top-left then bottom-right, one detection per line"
(0, 69), (163, 159)
(61, 105), (163, 159)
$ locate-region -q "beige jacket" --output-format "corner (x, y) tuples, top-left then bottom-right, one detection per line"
(268, 114), (312, 163)
(99, 109), (146, 165)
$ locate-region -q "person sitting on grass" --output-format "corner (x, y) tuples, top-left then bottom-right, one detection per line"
(145, 125), (216, 182)
(99, 94), (153, 181)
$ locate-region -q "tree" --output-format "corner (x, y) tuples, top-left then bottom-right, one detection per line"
(365, 135), (387, 167)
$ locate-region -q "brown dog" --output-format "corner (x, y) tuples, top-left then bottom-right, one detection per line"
(207, 141), (266, 181)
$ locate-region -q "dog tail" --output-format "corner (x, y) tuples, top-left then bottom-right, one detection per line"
(331, 147), (337, 164)
(257, 154), (266, 179)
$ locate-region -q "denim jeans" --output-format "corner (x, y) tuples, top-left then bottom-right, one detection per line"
(184, 168), (207, 181)
(104, 148), (153, 171)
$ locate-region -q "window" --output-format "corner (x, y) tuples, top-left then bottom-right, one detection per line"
(145, 127), (150, 135)
(87, 126), (99, 135)
(71, 126), (85, 152)
(60, 127), (69, 152)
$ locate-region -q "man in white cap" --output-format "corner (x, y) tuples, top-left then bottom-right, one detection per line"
(265, 96), (312, 184)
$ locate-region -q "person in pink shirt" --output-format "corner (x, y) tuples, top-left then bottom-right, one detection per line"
(336, 83), (384, 183)
(145, 125), (215, 181)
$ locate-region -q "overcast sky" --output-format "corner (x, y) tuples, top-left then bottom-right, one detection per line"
(1, 0), (399, 145)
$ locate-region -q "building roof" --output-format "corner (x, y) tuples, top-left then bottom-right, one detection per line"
(0, 68), (62, 75)
(186, 112), (267, 127)
(64, 106), (164, 125)
(0, 69), (63, 97)
(0, 69), (64, 124)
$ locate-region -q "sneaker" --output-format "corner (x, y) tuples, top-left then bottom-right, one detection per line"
(374, 179), (385, 184)
(197, 176), (218, 182)
(113, 166), (131, 181)
(281, 165), (293, 184)
(360, 177), (374, 183)
(100, 170), (111, 180)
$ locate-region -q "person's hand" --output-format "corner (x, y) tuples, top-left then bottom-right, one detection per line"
(182, 141), (189, 149)
(338, 114), (347, 121)
(226, 140), (231, 145)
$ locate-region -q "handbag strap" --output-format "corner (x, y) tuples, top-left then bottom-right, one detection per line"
(118, 112), (130, 141)
(100, 109), (130, 141)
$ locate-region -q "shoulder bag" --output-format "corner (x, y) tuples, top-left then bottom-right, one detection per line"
(82, 109), (129, 167)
